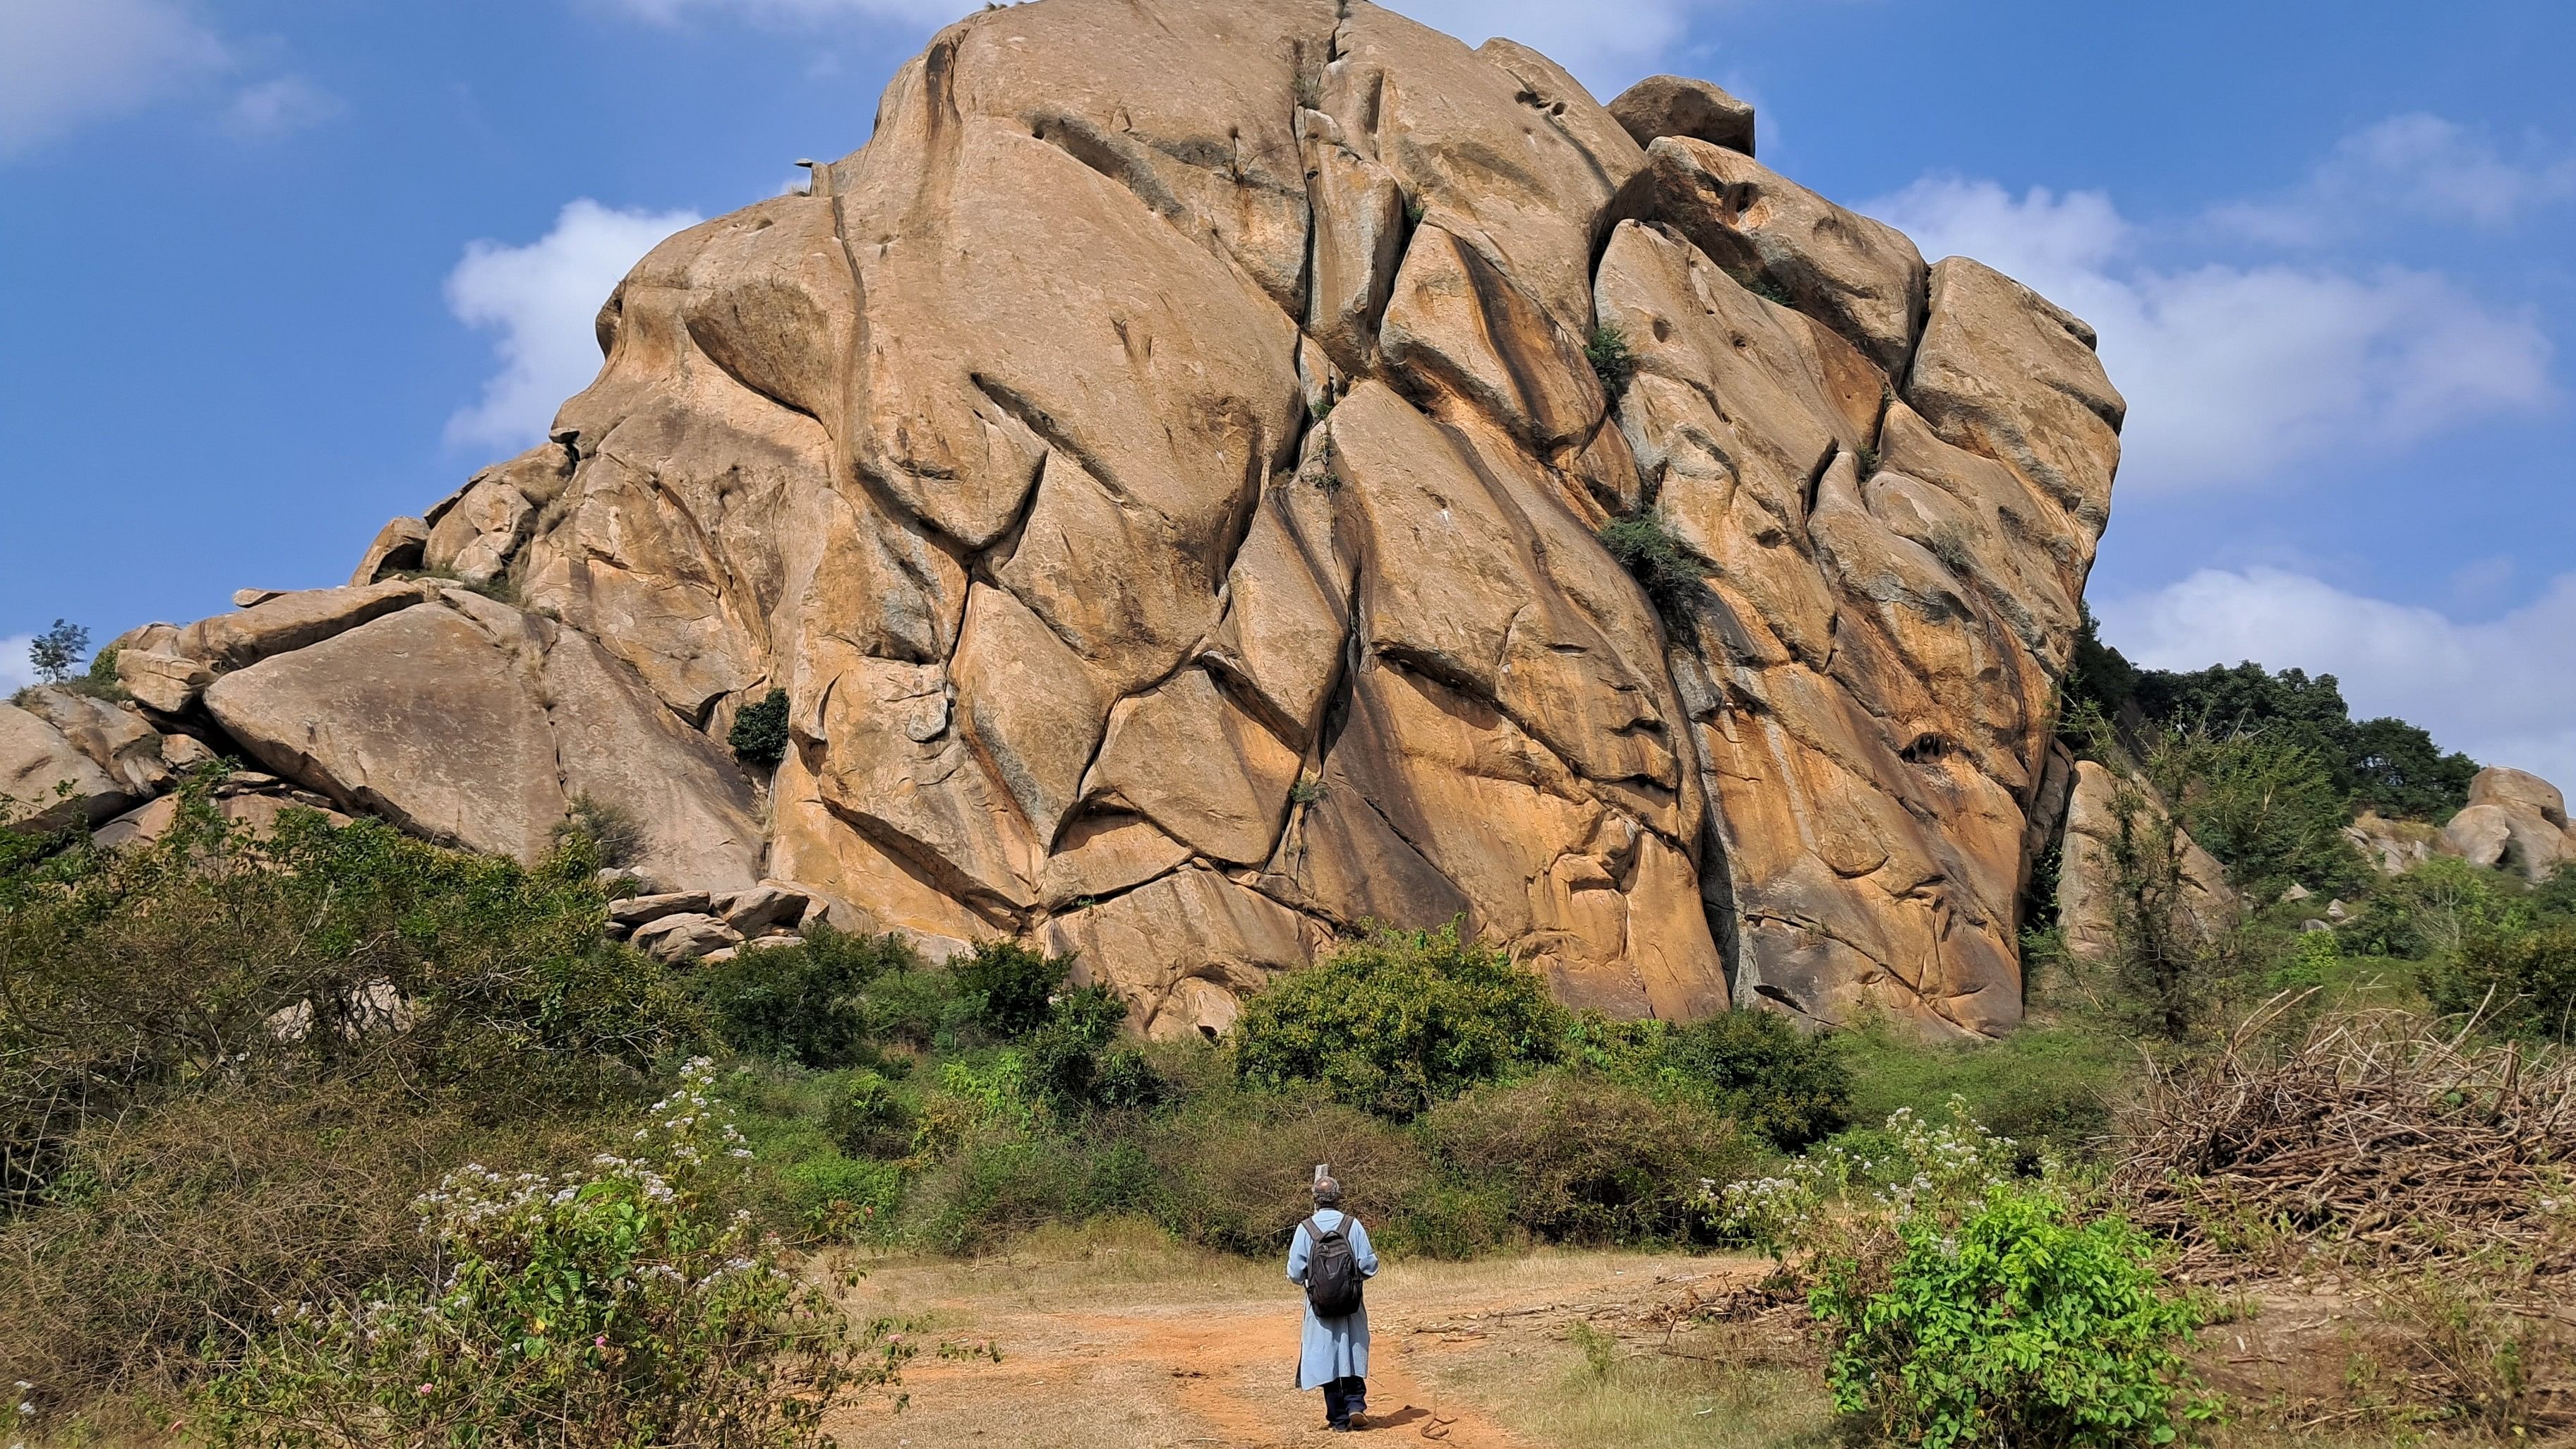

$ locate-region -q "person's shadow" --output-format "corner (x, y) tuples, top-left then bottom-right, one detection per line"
(1366, 1405), (1436, 1433)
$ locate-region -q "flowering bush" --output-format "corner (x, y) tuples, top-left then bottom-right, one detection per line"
(1705, 1099), (2212, 1448)
(195, 1060), (905, 1448)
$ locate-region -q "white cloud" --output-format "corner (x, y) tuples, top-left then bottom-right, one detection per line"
(222, 75), (340, 140)
(1385, 0), (1692, 93)
(607, 0), (971, 26)
(2098, 567), (2576, 789)
(2213, 114), (2576, 247)
(0, 0), (227, 157)
(1868, 176), (2556, 491)
(0, 636), (35, 695)
(444, 199), (704, 453)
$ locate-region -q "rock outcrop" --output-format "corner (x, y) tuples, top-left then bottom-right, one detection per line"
(21, 2), (2141, 1035)
(2057, 762), (2239, 963)
(2440, 767), (2576, 881)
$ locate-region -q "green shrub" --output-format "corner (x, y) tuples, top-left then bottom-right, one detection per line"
(1814, 1184), (2211, 1448)
(1140, 1090), (1436, 1255)
(1234, 922), (1567, 1120)
(0, 1081), (606, 1413)
(1714, 1100), (2210, 1449)
(1596, 510), (1708, 625)
(1841, 1018), (2126, 1154)
(952, 938), (1073, 1038)
(1, 790), (702, 1209)
(2426, 921), (2576, 1041)
(1418, 1074), (1755, 1244)
(194, 1061), (903, 1448)
(1023, 984), (1169, 1116)
(2141, 728), (2363, 901)
(1645, 1010), (1851, 1150)
(728, 688), (791, 769)
(2339, 855), (2520, 960)
(1584, 323), (1637, 398)
(776, 1153), (903, 1241)
(826, 1069), (919, 1160)
(696, 927), (920, 1068)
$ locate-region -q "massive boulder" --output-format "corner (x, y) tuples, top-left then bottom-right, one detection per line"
(2440, 766), (2576, 881)
(73, 1), (2131, 1035)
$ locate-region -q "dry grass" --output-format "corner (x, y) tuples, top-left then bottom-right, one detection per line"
(1421, 1301), (1835, 1449)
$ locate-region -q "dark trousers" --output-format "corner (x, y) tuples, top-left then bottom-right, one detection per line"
(1322, 1376), (1367, 1426)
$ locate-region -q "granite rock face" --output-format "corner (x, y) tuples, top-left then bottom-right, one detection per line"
(2057, 761), (2239, 965)
(2440, 767), (2575, 881)
(50, 1), (2135, 1033)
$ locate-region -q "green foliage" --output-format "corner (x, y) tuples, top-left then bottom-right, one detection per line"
(1235, 923), (1567, 1120)
(1814, 1184), (2210, 1448)
(2425, 920), (2576, 1041)
(195, 1061), (904, 1449)
(0, 1080), (609, 1415)
(1641, 1010), (1852, 1150)
(953, 938), (1073, 1038)
(1841, 1018), (2126, 1154)
(1418, 1075), (1755, 1242)
(2065, 622), (2476, 822)
(28, 618), (90, 684)
(1584, 323), (1638, 398)
(1744, 272), (1798, 308)
(1596, 510), (1709, 625)
(1, 786), (703, 1210)
(695, 927), (921, 1068)
(727, 687), (792, 769)
(2096, 775), (2246, 1042)
(2335, 854), (2521, 960)
(2141, 727), (2365, 901)
(1022, 984), (1169, 1116)
(1713, 1101), (2210, 1449)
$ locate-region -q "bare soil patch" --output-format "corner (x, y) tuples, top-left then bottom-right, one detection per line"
(822, 1226), (1774, 1448)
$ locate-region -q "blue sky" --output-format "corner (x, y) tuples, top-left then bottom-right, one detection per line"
(3, 0), (2572, 779)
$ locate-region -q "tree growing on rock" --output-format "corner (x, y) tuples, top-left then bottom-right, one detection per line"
(28, 620), (88, 684)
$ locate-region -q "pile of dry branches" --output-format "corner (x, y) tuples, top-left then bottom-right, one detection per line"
(2114, 995), (2576, 1282)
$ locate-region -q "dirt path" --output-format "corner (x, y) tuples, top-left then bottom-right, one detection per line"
(823, 1232), (1768, 1448)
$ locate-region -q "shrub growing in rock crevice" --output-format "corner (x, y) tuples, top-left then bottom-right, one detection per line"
(728, 687), (791, 769)
(1596, 510), (1709, 626)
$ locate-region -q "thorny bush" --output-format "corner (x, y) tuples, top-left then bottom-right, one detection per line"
(194, 1059), (905, 1449)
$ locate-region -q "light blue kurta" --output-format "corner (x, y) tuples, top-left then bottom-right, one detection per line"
(1285, 1208), (1380, 1389)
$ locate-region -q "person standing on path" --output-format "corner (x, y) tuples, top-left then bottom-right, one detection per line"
(1287, 1174), (1380, 1431)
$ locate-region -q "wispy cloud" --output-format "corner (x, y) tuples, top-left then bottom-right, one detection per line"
(0, 636), (34, 695)
(444, 198), (704, 453)
(222, 75), (341, 141)
(2212, 114), (2576, 247)
(2098, 568), (2576, 788)
(1867, 171), (2556, 492)
(603, 0), (970, 28)
(0, 0), (227, 157)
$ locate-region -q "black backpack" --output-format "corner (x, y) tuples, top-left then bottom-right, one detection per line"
(1302, 1214), (1364, 1317)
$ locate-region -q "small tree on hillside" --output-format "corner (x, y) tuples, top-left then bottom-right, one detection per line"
(28, 620), (89, 684)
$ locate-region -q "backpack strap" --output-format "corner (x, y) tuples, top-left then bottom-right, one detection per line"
(1304, 1213), (1332, 1244)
